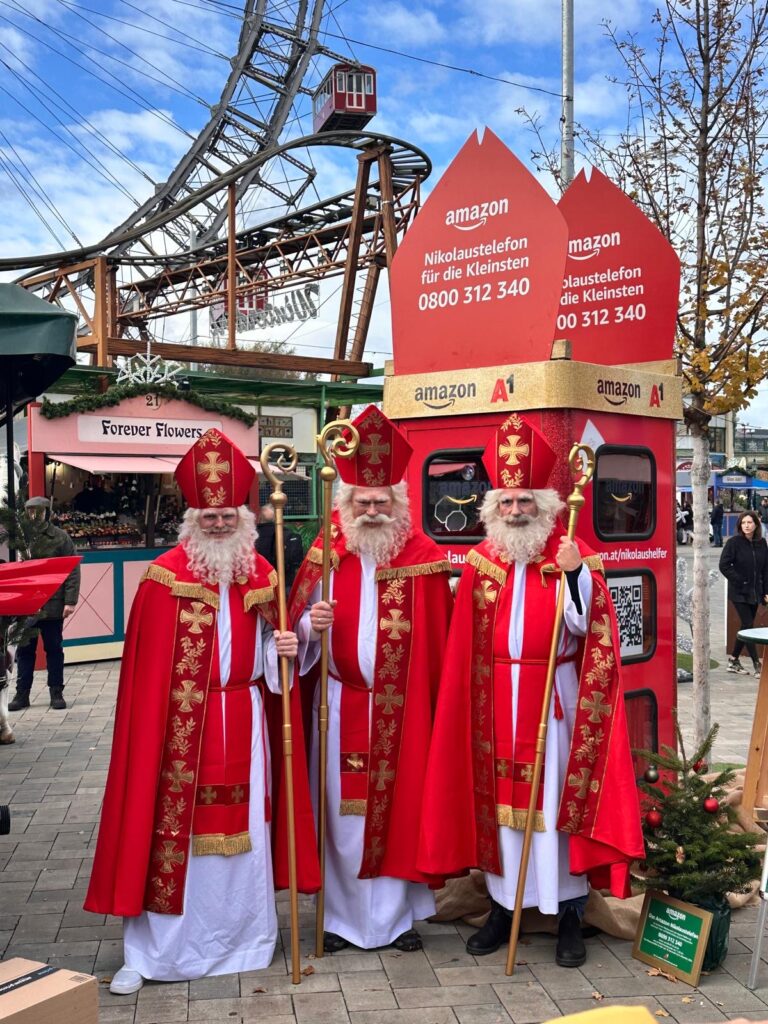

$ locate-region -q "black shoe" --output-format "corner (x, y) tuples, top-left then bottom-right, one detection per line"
(555, 905), (586, 967)
(323, 931), (349, 953)
(392, 928), (422, 952)
(49, 689), (67, 710)
(466, 900), (510, 955)
(8, 691), (30, 711)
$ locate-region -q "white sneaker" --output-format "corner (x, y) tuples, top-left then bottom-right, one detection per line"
(110, 966), (144, 995)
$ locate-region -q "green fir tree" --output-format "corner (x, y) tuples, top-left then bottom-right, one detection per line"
(638, 722), (761, 905)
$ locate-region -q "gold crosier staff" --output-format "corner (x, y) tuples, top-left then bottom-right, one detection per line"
(505, 443), (595, 976)
(260, 443), (302, 985)
(314, 419), (360, 957)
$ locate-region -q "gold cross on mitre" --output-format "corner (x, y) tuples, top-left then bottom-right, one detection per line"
(197, 450), (231, 483)
(361, 432), (390, 465)
(498, 434), (530, 466)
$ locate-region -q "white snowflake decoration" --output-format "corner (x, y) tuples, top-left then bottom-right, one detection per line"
(115, 340), (183, 387)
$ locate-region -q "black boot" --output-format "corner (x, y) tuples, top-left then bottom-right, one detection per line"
(49, 688), (67, 710)
(8, 691), (30, 711)
(323, 931), (349, 953)
(466, 899), (510, 955)
(555, 905), (586, 967)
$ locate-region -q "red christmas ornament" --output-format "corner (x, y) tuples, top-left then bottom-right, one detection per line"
(693, 759), (708, 773)
(703, 797), (719, 814)
(645, 809), (663, 829)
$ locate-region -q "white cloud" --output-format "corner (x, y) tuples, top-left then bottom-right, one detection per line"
(372, 3), (448, 46)
(455, 0), (649, 48)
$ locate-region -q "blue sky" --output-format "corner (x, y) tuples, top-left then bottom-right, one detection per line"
(4, 0), (762, 424)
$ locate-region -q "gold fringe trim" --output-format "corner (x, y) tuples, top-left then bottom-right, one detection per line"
(339, 798), (366, 816)
(467, 549), (507, 586)
(496, 806), (546, 832)
(244, 584), (275, 610)
(142, 564), (220, 608)
(191, 831), (252, 856)
(308, 546), (340, 570)
(171, 581), (219, 608)
(142, 564), (176, 588)
(375, 560), (451, 581)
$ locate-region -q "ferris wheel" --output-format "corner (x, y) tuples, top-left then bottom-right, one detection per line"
(1, 0), (431, 372)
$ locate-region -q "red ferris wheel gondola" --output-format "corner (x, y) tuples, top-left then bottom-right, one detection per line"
(312, 63), (377, 133)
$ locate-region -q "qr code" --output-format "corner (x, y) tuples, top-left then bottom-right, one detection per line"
(608, 576), (644, 658)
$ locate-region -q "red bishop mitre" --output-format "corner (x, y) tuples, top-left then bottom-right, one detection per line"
(175, 428), (255, 508)
(336, 405), (413, 487)
(482, 412), (556, 490)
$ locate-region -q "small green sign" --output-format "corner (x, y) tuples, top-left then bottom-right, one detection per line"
(632, 891), (713, 986)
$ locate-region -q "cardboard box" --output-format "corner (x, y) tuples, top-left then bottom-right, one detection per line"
(0, 958), (97, 1024)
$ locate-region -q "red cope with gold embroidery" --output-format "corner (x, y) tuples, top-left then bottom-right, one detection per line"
(417, 529), (644, 895)
(289, 515), (453, 884)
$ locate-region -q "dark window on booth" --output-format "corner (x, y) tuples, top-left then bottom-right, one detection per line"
(422, 450), (491, 542)
(624, 689), (658, 780)
(606, 569), (657, 664)
(259, 476), (311, 517)
(594, 446), (656, 540)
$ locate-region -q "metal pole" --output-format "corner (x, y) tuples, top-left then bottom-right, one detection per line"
(227, 182), (237, 351)
(561, 0), (575, 189)
(748, 824), (768, 989)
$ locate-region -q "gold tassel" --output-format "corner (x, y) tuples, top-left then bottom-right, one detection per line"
(339, 799), (366, 816)
(466, 550), (507, 586)
(375, 560), (451, 581)
(142, 564), (176, 588)
(496, 806), (546, 832)
(192, 831), (252, 856)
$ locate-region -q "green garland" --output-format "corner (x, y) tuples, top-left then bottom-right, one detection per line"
(39, 382), (256, 427)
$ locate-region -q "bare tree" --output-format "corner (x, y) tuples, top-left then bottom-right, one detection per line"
(524, 0), (768, 745)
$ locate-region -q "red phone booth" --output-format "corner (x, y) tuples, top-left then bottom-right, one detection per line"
(385, 128), (682, 770)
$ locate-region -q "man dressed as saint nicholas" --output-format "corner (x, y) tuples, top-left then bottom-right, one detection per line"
(85, 428), (319, 993)
(418, 413), (643, 967)
(289, 405), (454, 953)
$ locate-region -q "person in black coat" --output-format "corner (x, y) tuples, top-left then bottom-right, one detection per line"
(710, 500), (724, 547)
(255, 504), (304, 591)
(719, 510), (768, 676)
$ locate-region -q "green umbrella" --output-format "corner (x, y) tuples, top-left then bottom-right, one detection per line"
(0, 284), (77, 546)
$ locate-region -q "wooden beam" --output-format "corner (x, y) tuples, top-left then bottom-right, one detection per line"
(93, 256), (109, 367)
(333, 151), (373, 362)
(106, 338), (371, 377)
(378, 148), (399, 266)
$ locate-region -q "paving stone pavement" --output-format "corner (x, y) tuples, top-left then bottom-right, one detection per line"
(2, 544), (768, 1023)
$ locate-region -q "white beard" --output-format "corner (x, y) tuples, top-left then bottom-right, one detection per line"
(338, 506), (411, 566)
(484, 511), (555, 564)
(180, 518), (256, 587)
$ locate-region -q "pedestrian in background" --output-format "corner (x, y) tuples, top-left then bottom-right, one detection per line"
(8, 497), (80, 711)
(719, 510), (768, 677)
(256, 503), (304, 591)
(711, 499), (724, 547)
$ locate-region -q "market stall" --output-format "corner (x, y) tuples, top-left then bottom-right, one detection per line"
(27, 393), (260, 662)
